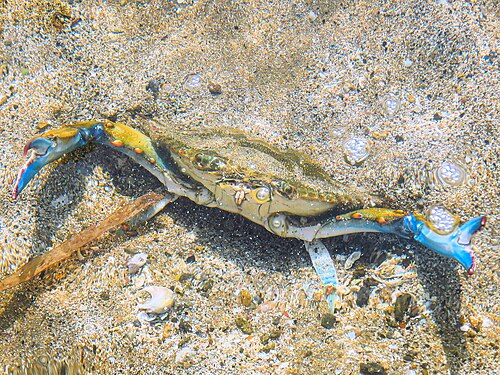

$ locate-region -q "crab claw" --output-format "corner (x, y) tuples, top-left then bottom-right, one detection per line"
(12, 120), (186, 202)
(282, 207), (485, 275)
(12, 126), (92, 199)
(405, 214), (486, 275)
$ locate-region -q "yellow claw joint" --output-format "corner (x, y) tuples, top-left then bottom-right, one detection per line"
(68, 120), (165, 170)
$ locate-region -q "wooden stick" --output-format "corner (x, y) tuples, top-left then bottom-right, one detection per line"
(0, 192), (166, 292)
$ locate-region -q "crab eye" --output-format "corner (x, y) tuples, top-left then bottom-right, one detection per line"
(210, 158), (226, 170)
(194, 153), (203, 164)
(272, 180), (296, 199)
(251, 186), (271, 203)
(194, 153), (226, 171)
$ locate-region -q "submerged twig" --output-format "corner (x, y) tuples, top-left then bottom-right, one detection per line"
(0, 192), (166, 292)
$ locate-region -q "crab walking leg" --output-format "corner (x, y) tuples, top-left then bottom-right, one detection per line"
(12, 121), (216, 207)
(304, 240), (339, 314)
(122, 194), (178, 229)
(268, 208), (485, 275)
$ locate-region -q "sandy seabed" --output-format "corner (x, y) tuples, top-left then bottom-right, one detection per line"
(0, 1), (499, 374)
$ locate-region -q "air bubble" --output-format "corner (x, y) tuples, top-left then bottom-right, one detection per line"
(329, 126), (346, 138)
(182, 73), (202, 90)
(426, 206), (457, 233)
(436, 161), (467, 187)
(381, 94), (401, 117)
(343, 137), (371, 166)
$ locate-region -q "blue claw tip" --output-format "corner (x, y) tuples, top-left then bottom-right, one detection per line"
(12, 138), (55, 199)
(12, 128), (91, 199)
(405, 215), (485, 274)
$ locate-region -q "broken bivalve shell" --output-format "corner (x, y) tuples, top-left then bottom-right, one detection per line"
(137, 286), (175, 314)
(127, 252), (148, 274)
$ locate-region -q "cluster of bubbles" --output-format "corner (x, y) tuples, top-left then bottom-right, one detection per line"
(435, 161), (468, 187)
(426, 206), (457, 233)
(182, 73), (202, 90)
(381, 94), (401, 117)
(342, 137), (371, 166)
(426, 160), (468, 188)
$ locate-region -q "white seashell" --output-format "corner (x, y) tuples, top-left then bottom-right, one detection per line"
(175, 347), (195, 364)
(137, 286), (175, 314)
(482, 317), (493, 328)
(142, 265), (153, 283)
(136, 310), (156, 323)
(127, 252), (148, 274)
(345, 331), (356, 340)
(134, 273), (146, 289)
(460, 324), (471, 332)
(344, 251), (362, 270)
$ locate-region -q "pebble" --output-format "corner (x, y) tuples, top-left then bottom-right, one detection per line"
(403, 58), (413, 67)
(51, 194), (71, 209)
(175, 347), (195, 366)
(394, 293), (414, 322)
(307, 10), (318, 21)
(208, 81), (222, 95)
(260, 333), (270, 344)
(146, 79), (161, 97)
(269, 329), (282, 340)
(178, 319), (192, 333)
(198, 278), (214, 293)
(482, 317), (493, 328)
(235, 316), (254, 334)
(239, 289), (252, 307)
(36, 121), (50, 130)
(162, 323), (174, 339)
(261, 342), (275, 353)
(346, 331), (356, 340)
(356, 286), (372, 307)
(360, 362), (388, 375)
(320, 313), (336, 329)
(178, 272), (195, 282)
(134, 273), (146, 289)
(136, 311), (156, 323)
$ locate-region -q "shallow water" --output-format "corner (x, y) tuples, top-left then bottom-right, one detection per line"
(0, 1), (499, 374)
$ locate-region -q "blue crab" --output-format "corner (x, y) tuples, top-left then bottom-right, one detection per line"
(12, 120), (485, 312)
